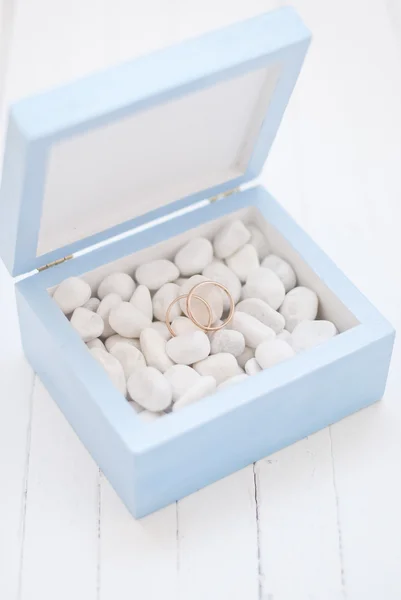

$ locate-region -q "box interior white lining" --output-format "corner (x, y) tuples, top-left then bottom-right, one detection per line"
(38, 64), (281, 257)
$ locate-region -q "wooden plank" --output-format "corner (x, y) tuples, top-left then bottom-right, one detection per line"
(3, 3), (111, 599)
(256, 433), (344, 600)
(95, 5), (179, 600)
(330, 388), (401, 600)
(103, 0), (181, 63)
(19, 380), (99, 600)
(280, 0), (401, 287)
(169, 6), (279, 599)
(177, 467), (259, 600)
(282, 2), (401, 599)
(0, 262), (34, 600)
(256, 4), (353, 599)
(99, 477), (177, 600)
(172, 0), (282, 41)
(0, 8), (33, 599)
(0, 0), (17, 152)
(4, 0), (110, 102)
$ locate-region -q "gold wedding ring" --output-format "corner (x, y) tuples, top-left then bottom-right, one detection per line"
(165, 281), (235, 337)
(165, 293), (213, 337)
(187, 280), (235, 332)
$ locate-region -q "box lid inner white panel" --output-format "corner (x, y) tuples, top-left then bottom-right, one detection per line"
(39, 65), (278, 257)
(0, 7), (310, 276)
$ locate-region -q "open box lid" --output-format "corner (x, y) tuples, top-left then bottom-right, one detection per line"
(0, 7), (310, 277)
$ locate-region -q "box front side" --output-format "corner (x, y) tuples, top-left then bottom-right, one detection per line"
(132, 327), (393, 516)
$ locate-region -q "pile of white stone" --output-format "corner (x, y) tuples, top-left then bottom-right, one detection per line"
(52, 219), (337, 422)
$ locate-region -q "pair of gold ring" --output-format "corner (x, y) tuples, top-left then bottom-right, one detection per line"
(165, 280), (235, 337)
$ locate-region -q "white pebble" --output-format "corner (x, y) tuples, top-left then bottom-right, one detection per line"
(193, 353), (241, 385)
(202, 262), (241, 310)
(277, 330), (292, 343)
(127, 367), (172, 412)
(255, 339), (295, 369)
(153, 283), (181, 322)
(96, 293), (122, 338)
(82, 297), (100, 312)
(70, 307), (104, 342)
(148, 321), (172, 341)
(130, 285), (153, 321)
(261, 254), (297, 293)
(110, 342), (146, 379)
(209, 258), (224, 267)
(138, 410), (165, 422)
(97, 272), (135, 301)
(173, 376), (216, 411)
(109, 302), (151, 338)
(237, 346), (254, 369)
(242, 268), (285, 310)
(210, 329), (245, 357)
(174, 237), (214, 276)
(179, 275), (224, 324)
(105, 335), (141, 352)
(248, 224), (270, 259)
(217, 374), (249, 390)
(90, 348), (126, 397)
(279, 287), (318, 332)
(140, 328), (173, 372)
(175, 278), (188, 286)
(236, 298), (285, 333)
(207, 320), (223, 340)
(86, 338), (105, 351)
(226, 244), (259, 283)
(213, 220), (251, 259)
(164, 365), (200, 401)
(166, 331), (210, 365)
(53, 277), (91, 314)
(231, 312), (275, 349)
(135, 259), (179, 290)
(171, 316), (199, 336)
(291, 320), (337, 353)
(245, 358), (262, 376)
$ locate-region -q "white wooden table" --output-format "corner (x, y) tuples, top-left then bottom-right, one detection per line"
(1, 1), (401, 598)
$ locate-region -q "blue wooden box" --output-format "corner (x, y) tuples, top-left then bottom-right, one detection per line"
(0, 8), (394, 517)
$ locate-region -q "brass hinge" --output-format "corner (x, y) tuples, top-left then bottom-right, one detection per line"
(209, 187), (240, 203)
(38, 255), (73, 272)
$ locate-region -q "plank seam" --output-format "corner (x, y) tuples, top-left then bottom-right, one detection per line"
(253, 462), (263, 600)
(329, 427), (347, 599)
(175, 501), (180, 576)
(97, 469), (102, 600)
(16, 372), (36, 600)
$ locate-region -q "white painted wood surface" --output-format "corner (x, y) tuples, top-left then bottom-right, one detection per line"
(1, 1), (401, 598)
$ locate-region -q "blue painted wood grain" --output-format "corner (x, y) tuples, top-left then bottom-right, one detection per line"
(16, 187), (395, 517)
(0, 7), (310, 276)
